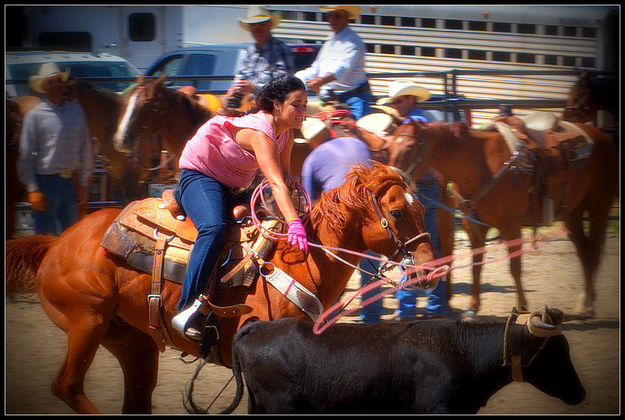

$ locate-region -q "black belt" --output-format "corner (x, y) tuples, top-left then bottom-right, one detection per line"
(339, 81), (371, 97)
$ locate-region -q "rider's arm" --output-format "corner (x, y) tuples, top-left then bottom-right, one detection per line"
(239, 129), (299, 222)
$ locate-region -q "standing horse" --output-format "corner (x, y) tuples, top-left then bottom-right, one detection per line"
(66, 78), (163, 202)
(562, 71), (618, 126)
(5, 164), (438, 414)
(112, 75), (318, 180)
(386, 120), (618, 320)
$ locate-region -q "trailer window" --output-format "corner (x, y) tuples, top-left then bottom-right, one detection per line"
(129, 13), (155, 42)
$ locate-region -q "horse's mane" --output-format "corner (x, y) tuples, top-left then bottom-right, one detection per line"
(308, 163), (404, 233)
(67, 78), (121, 104)
(148, 80), (213, 124)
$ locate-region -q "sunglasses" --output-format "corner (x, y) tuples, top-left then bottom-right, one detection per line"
(44, 76), (64, 86)
(326, 12), (348, 20)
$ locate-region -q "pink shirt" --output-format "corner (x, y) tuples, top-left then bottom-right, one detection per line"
(179, 112), (291, 189)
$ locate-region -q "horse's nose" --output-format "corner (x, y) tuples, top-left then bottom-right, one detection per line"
(112, 131), (132, 154)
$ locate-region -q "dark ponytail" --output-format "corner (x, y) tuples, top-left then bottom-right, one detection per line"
(252, 74), (306, 113)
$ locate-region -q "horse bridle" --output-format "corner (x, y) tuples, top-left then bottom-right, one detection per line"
(369, 190), (430, 265)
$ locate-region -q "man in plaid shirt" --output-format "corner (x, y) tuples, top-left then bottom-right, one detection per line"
(227, 6), (295, 101)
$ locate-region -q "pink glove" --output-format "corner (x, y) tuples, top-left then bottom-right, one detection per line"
(287, 218), (308, 253)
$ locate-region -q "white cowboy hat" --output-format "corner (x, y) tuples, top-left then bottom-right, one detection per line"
(370, 103), (403, 122)
(319, 5), (361, 19)
(378, 81), (431, 105)
(238, 5), (281, 31)
(356, 112), (396, 135)
(300, 117), (328, 142)
(524, 111), (557, 132)
(29, 62), (70, 93)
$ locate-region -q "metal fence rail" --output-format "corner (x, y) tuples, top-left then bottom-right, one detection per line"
(7, 68), (616, 109)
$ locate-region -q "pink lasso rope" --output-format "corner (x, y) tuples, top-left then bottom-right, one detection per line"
(312, 226), (570, 335)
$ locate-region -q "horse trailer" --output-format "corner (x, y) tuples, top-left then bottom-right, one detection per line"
(6, 5), (618, 125)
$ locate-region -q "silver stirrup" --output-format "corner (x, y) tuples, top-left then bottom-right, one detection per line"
(172, 298), (203, 335)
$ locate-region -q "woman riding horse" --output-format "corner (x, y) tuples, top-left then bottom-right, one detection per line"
(172, 74), (309, 342)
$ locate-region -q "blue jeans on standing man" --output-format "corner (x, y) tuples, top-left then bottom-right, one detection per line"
(176, 169), (229, 311)
(395, 180), (447, 318)
(359, 249), (384, 324)
(33, 174), (78, 235)
(338, 88), (372, 120)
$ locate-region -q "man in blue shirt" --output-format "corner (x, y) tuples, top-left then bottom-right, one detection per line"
(295, 6), (371, 119)
(376, 81), (448, 319)
(18, 62), (93, 235)
(299, 117), (383, 324)
(226, 6), (295, 106)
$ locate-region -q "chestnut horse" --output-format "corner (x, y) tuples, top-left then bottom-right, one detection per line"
(5, 164), (437, 414)
(113, 75), (214, 165)
(65, 78), (163, 201)
(113, 75), (316, 180)
(562, 71), (618, 125)
(386, 120), (618, 320)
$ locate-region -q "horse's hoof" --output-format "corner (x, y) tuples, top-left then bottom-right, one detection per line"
(460, 310), (477, 322)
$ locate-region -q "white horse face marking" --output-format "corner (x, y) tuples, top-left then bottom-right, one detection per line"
(113, 89), (140, 151)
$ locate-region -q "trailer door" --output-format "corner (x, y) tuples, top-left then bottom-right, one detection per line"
(120, 6), (166, 71)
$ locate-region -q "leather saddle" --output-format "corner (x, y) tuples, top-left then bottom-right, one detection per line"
(486, 112), (594, 225)
(100, 188), (282, 350)
(489, 112), (594, 173)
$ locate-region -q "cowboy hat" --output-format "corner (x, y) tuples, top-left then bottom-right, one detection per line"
(524, 111), (557, 133)
(238, 6), (281, 31)
(29, 62), (70, 93)
(370, 103), (403, 122)
(378, 81), (431, 105)
(356, 112), (396, 134)
(300, 117), (328, 141)
(319, 5), (361, 19)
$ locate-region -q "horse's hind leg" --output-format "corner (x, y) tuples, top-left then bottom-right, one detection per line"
(101, 318), (159, 413)
(567, 200), (611, 317)
(39, 297), (111, 414)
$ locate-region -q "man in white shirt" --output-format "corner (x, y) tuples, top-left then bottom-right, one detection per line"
(295, 5), (371, 119)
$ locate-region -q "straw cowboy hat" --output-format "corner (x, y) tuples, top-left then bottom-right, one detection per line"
(238, 6), (281, 31)
(319, 5), (362, 19)
(29, 62), (70, 93)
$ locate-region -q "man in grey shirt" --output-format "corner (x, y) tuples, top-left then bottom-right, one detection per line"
(18, 62), (93, 235)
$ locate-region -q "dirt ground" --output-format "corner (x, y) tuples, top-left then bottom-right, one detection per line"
(4, 224), (620, 415)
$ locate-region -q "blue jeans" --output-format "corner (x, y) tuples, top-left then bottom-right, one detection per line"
(359, 250), (383, 324)
(177, 169), (228, 310)
(338, 89), (372, 120)
(395, 181), (447, 317)
(33, 174), (78, 235)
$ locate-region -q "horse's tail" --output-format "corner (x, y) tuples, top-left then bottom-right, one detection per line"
(221, 346), (246, 414)
(5, 235), (57, 297)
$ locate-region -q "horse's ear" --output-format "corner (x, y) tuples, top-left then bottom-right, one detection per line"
(450, 121), (470, 138)
(156, 74), (168, 85)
